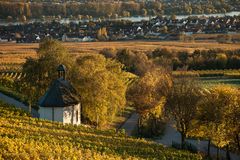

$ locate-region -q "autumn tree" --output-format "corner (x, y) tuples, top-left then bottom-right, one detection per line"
(99, 48), (117, 59)
(24, 2), (31, 18)
(122, 10), (130, 17)
(141, 8), (147, 16)
(165, 74), (202, 148)
(215, 53), (227, 69)
(127, 68), (172, 136)
(74, 54), (133, 128)
(22, 38), (75, 103)
(195, 86), (240, 159)
(149, 48), (173, 68)
(116, 49), (153, 76)
(97, 27), (108, 41)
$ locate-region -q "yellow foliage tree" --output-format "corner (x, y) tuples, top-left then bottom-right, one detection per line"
(195, 85), (240, 158)
(127, 68), (172, 136)
(165, 75), (202, 148)
(75, 54), (132, 127)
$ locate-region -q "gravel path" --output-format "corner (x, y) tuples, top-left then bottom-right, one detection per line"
(156, 122), (240, 160)
(120, 113), (139, 136)
(0, 92), (39, 117)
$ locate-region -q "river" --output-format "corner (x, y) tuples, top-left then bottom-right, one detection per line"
(0, 11), (239, 26)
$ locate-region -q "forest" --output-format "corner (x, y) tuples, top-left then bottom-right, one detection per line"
(0, 0), (239, 20)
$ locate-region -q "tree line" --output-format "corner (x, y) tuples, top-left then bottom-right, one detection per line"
(99, 47), (240, 158)
(99, 48), (240, 72)
(150, 48), (240, 71)
(0, 0), (237, 20)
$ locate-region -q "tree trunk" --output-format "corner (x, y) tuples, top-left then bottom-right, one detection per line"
(52, 107), (54, 122)
(28, 103), (31, 114)
(236, 134), (240, 151)
(138, 116), (142, 136)
(226, 145), (231, 160)
(151, 117), (157, 136)
(217, 147), (220, 160)
(207, 139), (211, 157)
(181, 132), (186, 149)
(96, 114), (99, 129)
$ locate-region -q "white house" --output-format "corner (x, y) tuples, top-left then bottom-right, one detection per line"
(38, 65), (81, 125)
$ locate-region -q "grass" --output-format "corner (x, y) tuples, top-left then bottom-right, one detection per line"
(0, 101), (204, 159)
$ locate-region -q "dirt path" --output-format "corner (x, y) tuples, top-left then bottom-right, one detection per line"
(0, 92), (39, 117)
(120, 113), (139, 136)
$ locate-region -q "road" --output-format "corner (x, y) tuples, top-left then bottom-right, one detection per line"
(121, 113), (240, 160)
(156, 122), (240, 160)
(0, 92), (39, 117)
(120, 113), (139, 136)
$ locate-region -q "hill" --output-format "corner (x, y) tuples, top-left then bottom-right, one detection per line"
(0, 101), (203, 159)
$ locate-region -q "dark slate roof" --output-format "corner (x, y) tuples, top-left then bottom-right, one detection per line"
(57, 64), (66, 72)
(39, 78), (79, 107)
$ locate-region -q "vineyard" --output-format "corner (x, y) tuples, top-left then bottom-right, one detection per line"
(0, 72), (24, 80)
(173, 69), (240, 78)
(0, 101), (203, 160)
(172, 70), (240, 87)
(1, 69), (240, 82)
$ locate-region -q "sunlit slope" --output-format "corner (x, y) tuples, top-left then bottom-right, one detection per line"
(0, 101), (203, 160)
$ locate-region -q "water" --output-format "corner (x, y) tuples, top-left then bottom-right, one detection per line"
(174, 11), (240, 19)
(0, 11), (239, 26)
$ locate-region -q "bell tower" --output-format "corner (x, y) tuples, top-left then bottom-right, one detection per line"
(57, 64), (66, 80)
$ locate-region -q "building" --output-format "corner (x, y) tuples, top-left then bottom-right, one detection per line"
(38, 65), (81, 125)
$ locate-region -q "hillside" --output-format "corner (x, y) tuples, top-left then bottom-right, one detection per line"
(0, 101), (203, 160)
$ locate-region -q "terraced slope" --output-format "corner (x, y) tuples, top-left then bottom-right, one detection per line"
(0, 101), (203, 160)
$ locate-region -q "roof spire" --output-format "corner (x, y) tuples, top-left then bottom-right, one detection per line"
(57, 64), (66, 80)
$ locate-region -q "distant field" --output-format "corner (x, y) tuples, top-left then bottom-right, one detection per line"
(173, 70), (240, 88)
(200, 77), (240, 88)
(193, 33), (240, 40)
(0, 41), (240, 65)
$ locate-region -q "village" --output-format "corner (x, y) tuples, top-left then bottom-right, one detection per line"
(0, 14), (239, 43)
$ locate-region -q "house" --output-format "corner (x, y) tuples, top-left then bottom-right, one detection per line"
(38, 65), (81, 125)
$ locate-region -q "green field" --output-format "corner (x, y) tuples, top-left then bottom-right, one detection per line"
(173, 70), (240, 88)
(200, 77), (240, 88)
